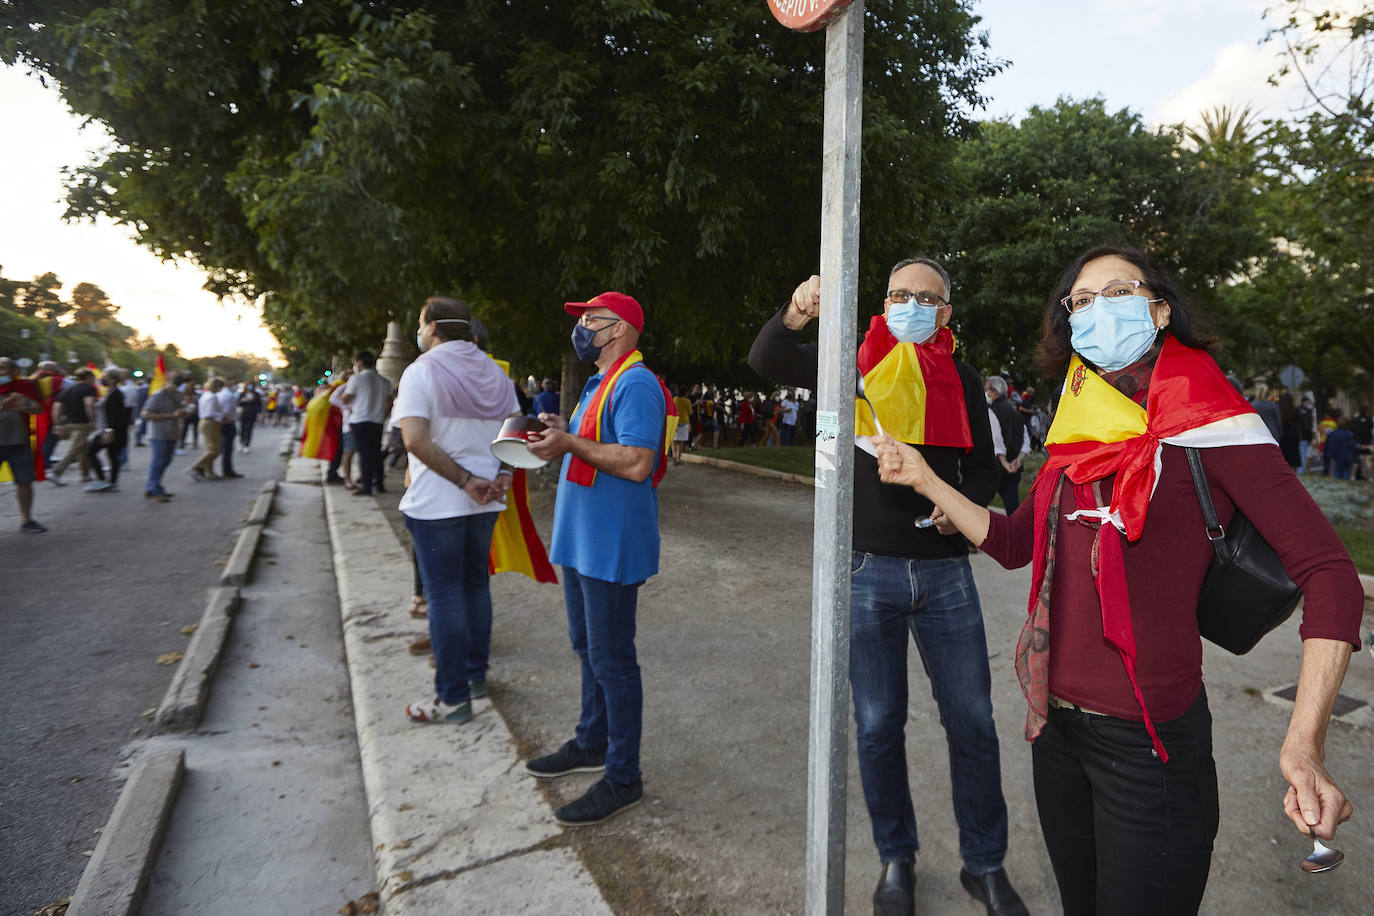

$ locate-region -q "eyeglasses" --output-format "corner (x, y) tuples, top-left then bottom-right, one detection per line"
(578, 314), (622, 328)
(886, 289), (947, 307)
(1060, 279), (1151, 313)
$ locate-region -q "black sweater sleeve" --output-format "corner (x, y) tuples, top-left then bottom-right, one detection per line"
(748, 306), (820, 391)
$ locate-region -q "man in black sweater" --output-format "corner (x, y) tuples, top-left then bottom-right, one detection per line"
(749, 259), (1026, 916)
(985, 375), (1028, 514)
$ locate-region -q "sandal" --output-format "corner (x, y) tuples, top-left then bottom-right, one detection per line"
(408, 596), (428, 619)
(405, 698), (472, 725)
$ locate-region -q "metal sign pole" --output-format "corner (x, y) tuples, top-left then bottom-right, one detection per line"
(806, 2), (863, 914)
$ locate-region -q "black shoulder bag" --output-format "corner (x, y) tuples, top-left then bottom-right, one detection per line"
(1184, 447), (1302, 654)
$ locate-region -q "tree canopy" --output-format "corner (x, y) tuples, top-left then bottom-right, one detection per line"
(930, 98), (1270, 383)
(2, 0), (1001, 381)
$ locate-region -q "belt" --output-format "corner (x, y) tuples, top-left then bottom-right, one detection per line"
(1048, 695), (1109, 717)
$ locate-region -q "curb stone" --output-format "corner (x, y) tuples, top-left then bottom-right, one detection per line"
(66, 748), (184, 916)
(152, 586), (242, 733)
(314, 455), (612, 916)
(681, 452), (815, 485)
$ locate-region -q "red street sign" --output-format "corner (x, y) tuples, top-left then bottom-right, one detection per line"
(765, 0), (857, 32)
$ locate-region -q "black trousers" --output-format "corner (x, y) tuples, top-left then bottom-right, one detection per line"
(351, 421), (385, 493)
(1032, 688), (1218, 916)
(240, 411), (258, 447)
(87, 432), (128, 485)
(998, 467), (1023, 514)
(220, 421), (236, 475)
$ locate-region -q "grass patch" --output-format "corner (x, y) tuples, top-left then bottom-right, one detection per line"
(1333, 525), (1374, 575)
(694, 446), (817, 477)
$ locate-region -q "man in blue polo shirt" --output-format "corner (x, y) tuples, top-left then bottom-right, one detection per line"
(523, 290), (666, 827)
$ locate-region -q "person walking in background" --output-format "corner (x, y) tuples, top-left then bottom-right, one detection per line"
(876, 244), (1360, 916)
(238, 382), (263, 452)
(670, 384), (692, 464)
(1, 357), (49, 532)
(736, 392), (757, 447)
(750, 261), (1023, 916)
(1325, 420), (1359, 480)
(48, 368), (98, 485)
(986, 375), (1029, 514)
(187, 378), (224, 480)
(177, 376), (198, 453)
(217, 378), (242, 478)
(1295, 396), (1316, 474)
(524, 291), (670, 828)
(1318, 407), (1340, 475)
(532, 378), (560, 418)
(85, 368), (130, 493)
(1278, 394), (1304, 472)
(397, 296), (518, 726)
(142, 374), (189, 501)
(342, 350), (393, 496)
(1248, 383), (1282, 441)
(779, 389), (799, 446)
(327, 369), (354, 486)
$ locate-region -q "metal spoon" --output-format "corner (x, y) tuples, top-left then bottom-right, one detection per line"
(858, 377), (933, 528)
(1301, 829), (1345, 873)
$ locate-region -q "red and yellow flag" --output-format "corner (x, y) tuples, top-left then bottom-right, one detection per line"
(488, 469), (557, 583)
(853, 319), (972, 448)
(298, 383), (343, 460)
(0, 378), (52, 483)
(148, 353), (168, 394)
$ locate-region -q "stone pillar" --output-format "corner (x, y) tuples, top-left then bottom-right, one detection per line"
(377, 320), (411, 387)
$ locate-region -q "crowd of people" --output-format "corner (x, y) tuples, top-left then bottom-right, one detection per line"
(3, 242), (1367, 916)
(0, 361), (304, 523)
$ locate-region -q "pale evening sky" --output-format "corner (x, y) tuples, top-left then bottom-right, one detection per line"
(0, 0), (1348, 362)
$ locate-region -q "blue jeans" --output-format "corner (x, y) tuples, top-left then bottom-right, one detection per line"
(849, 552), (1008, 872)
(145, 439), (175, 494)
(406, 511), (499, 705)
(562, 566), (642, 785)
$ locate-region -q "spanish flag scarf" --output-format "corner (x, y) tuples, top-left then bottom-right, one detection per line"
(853, 319), (972, 449)
(566, 349), (677, 488)
(0, 377), (54, 483)
(1017, 337), (1274, 761)
(298, 382), (343, 461)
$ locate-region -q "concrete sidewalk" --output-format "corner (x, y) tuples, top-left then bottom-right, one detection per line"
(315, 457), (610, 915)
(303, 451), (1374, 914)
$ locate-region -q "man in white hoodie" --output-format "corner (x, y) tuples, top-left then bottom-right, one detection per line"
(395, 296), (519, 726)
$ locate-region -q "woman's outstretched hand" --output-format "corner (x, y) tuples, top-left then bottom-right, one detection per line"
(875, 434), (934, 493)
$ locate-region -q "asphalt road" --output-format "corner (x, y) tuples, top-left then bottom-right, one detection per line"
(0, 424), (295, 916)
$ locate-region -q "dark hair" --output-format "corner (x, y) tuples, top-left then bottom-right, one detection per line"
(1035, 245), (1218, 378)
(354, 350), (375, 367)
(889, 257), (952, 300)
(420, 296), (473, 343)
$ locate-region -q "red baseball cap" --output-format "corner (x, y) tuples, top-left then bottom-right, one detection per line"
(564, 291), (644, 332)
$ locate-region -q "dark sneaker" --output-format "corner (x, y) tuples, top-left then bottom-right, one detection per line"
(470, 680), (488, 699)
(554, 777), (643, 827)
(959, 868), (1029, 916)
(524, 739), (606, 779)
(20, 520), (47, 533)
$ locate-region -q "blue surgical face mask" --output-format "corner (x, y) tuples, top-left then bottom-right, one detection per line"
(1069, 295), (1161, 371)
(571, 323), (605, 362)
(886, 302), (940, 344)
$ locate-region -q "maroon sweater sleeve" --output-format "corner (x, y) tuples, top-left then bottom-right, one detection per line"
(1205, 444), (1363, 648)
(979, 473), (1041, 570)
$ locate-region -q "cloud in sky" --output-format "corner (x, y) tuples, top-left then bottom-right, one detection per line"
(1152, 2), (1363, 128)
(0, 67), (281, 361)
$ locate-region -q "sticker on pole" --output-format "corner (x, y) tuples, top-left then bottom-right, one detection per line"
(815, 410), (839, 446)
(765, 0), (858, 32)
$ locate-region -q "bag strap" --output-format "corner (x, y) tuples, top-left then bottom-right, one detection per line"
(1184, 447), (1228, 560)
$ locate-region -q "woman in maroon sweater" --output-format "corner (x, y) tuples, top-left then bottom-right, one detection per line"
(874, 246), (1360, 915)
